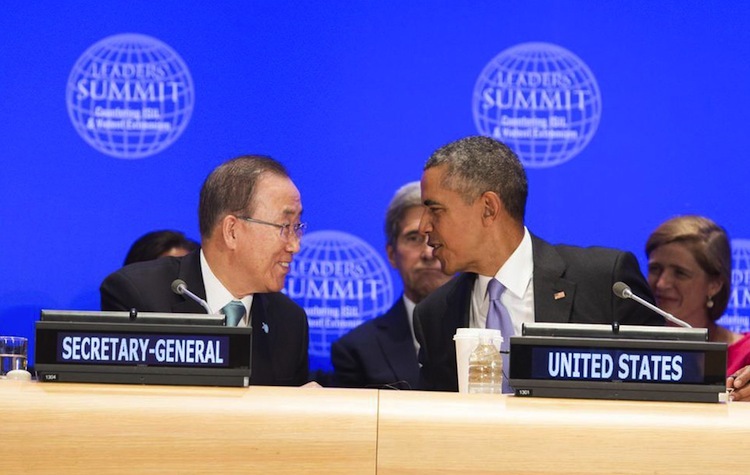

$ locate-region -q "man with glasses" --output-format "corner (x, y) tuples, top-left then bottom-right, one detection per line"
(331, 181), (452, 389)
(100, 155), (310, 386)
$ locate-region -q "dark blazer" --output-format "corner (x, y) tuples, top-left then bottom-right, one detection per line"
(413, 235), (663, 391)
(100, 251), (309, 386)
(331, 297), (419, 389)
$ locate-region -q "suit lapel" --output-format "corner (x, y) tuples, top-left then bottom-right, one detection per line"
(374, 300), (419, 387)
(531, 236), (576, 323)
(171, 251), (209, 314)
(250, 294), (277, 381)
(446, 273), (474, 329)
(441, 273), (476, 375)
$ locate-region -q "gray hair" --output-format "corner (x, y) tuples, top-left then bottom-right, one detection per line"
(425, 136), (527, 222)
(385, 181), (422, 247)
(198, 155), (289, 238)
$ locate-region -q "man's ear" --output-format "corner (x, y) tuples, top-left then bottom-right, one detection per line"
(481, 191), (502, 222)
(386, 243), (397, 269)
(222, 215), (240, 250)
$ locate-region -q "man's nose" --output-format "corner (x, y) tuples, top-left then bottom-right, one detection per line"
(421, 238), (435, 259)
(286, 234), (301, 254)
(418, 212), (431, 234)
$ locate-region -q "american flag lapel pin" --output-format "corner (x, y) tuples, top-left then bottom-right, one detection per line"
(554, 291), (566, 300)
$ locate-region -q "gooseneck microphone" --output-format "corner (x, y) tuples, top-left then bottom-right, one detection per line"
(171, 279), (214, 314)
(612, 281), (691, 328)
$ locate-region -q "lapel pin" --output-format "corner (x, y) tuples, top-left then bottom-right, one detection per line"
(554, 291), (566, 300)
(262, 322), (269, 334)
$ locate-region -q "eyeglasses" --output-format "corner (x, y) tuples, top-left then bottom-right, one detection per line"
(399, 231), (429, 249)
(236, 216), (307, 240)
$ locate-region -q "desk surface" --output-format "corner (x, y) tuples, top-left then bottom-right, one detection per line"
(2, 381), (378, 474)
(2, 381), (749, 474)
(377, 390), (750, 475)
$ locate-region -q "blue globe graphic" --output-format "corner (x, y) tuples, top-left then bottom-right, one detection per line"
(284, 230), (394, 371)
(66, 33), (194, 159)
(718, 239), (750, 333)
(472, 42), (602, 168)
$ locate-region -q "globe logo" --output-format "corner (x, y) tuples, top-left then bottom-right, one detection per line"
(472, 42), (602, 168)
(66, 33), (195, 159)
(719, 238), (750, 333)
(284, 230), (394, 371)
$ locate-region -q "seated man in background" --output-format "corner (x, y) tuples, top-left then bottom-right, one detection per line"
(414, 135), (662, 392)
(124, 230), (199, 265)
(100, 155), (310, 386)
(331, 181), (452, 389)
(645, 215), (750, 400)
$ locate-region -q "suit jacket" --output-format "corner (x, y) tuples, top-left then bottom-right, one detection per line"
(330, 297), (419, 389)
(413, 235), (663, 391)
(100, 251), (309, 386)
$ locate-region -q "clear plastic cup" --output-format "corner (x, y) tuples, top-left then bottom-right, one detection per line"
(0, 336), (28, 378)
(453, 328), (502, 393)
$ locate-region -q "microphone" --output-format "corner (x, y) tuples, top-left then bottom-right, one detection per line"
(612, 281), (691, 328)
(171, 279), (214, 314)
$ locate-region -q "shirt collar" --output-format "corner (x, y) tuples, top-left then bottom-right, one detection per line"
(200, 250), (253, 315)
(402, 294), (419, 354)
(478, 226), (534, 299)
(403, 294), (416, 329)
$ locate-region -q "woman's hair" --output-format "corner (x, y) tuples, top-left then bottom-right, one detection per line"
(124, 230), (199, 266)
(645, 215), (731, 320)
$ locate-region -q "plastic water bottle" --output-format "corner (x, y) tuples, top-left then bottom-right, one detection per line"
(467, 334), (503, 394)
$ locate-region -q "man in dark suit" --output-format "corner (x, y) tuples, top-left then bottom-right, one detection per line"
(331, 182), (452, 389)
(414, 136), (662, 392)
(100, 156), (309, 386)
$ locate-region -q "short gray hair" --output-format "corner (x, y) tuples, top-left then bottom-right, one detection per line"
(198, 155), (289, 238)
(425, 136), (527, 222)
(385, 181), (422, 247)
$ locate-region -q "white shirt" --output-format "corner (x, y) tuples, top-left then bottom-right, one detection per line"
(470, 227), (535, 337)
(200, 250), (253, 327)
(402, 295), (419, 355)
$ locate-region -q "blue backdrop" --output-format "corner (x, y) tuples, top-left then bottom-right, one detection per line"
(2, 1), (749, 372)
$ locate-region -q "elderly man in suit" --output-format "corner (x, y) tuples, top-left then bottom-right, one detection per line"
(414, 136), (662, 392)
(331, 182), (452, 389)
(100, 155), (309, 386)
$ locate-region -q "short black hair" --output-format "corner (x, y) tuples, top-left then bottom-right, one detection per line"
(124, 230), (199, 266)
(425, 135), (528, 222)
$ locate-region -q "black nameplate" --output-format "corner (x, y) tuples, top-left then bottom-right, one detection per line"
(35, 311), (252, 387)
(509, 329), (727, 403)
(56, 332), (230, 367)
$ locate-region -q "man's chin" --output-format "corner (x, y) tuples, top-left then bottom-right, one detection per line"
(413, 276), (451, 297)
(440, 263), (457, 276)
(266, 278), (287, 293)
(434, 257), (452, 274)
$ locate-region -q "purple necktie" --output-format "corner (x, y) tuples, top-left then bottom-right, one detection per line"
(486, 278), (514, 393)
